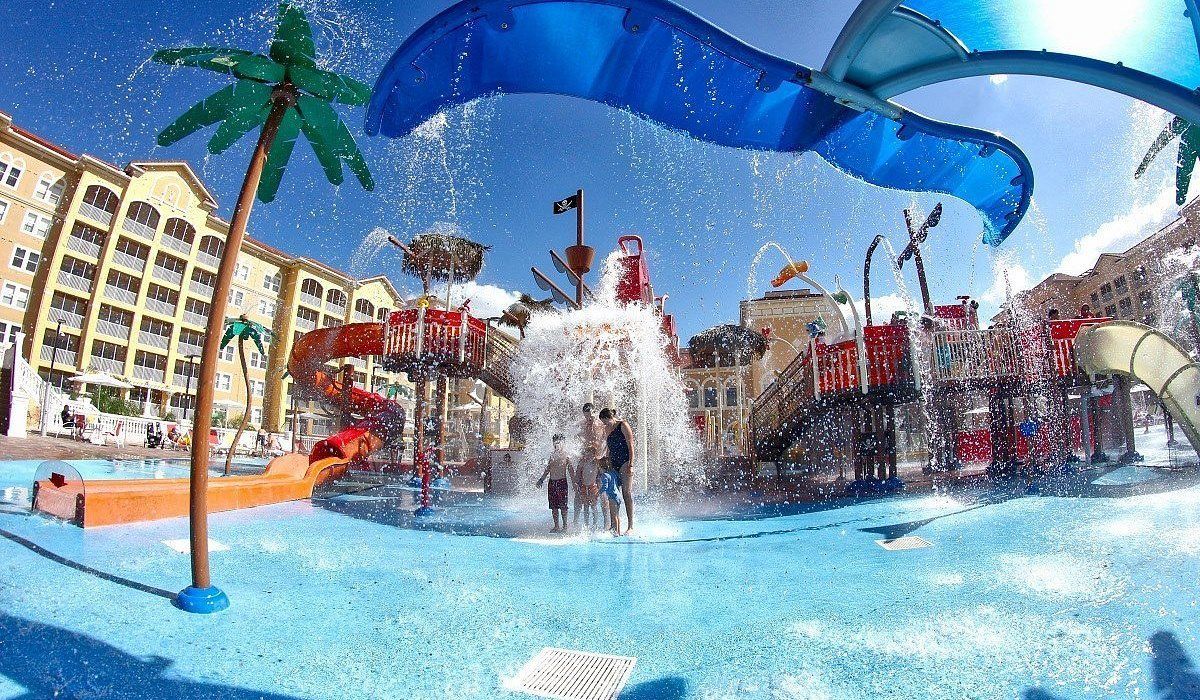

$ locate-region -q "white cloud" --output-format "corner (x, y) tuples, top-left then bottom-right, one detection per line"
(1056, 182), (1178, 275)
(980, 253), (1034, 306)
(852, 293), (915, 323)
(430, 281), (521, 319)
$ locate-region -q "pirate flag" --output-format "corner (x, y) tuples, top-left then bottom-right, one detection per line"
(552, 193), (580, 214)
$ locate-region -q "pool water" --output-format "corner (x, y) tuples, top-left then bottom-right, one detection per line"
(0, 452), (1198, 699)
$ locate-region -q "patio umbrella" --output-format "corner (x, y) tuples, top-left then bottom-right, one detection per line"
(69, 372), (133, 389)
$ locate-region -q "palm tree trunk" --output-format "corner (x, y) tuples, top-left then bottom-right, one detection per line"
(187, 92), (290, 592)
(225, 336), (251, 476)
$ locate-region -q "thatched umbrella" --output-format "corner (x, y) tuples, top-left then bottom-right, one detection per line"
(399, 232), (490, 289)
(688, 325), (767, 368)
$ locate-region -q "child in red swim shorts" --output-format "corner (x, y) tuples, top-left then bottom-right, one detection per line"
(537, 433), (572, 533)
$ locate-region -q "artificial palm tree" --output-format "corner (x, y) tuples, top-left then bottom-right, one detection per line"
(1135, 116), (1200, 205)
(150, 1), (374, 613)
(220, 316), (273, 476)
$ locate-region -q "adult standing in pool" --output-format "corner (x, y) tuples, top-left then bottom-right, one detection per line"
(575, 403), (605, 528)
(600, 407), (635, 535)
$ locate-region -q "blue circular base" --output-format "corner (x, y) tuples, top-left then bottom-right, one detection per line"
(1118, 451), (1145, 464)
(414, 505), (437, 517)
(174, 586), (229, 614)
(881, 477), (905, 491)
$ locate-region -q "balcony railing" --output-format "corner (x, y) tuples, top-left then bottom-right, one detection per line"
(326, 301), (347, 315)
(57, 271), (93, 295)
(144, 298), (176, 317)
(89, 356), (123, 375)
(95, 319), (131, 340)
(138, 330), (171, 351)
(196, 251), (220, 269)
(300, 292), (321, 309)
(161, 236), (192, 256)
(50, 309), (84, 330)
(172, 372), (195, 389)
(122, 217), (157, 241)
(132, 365), (165, 384)
(353, 312), (373, 324)
(295, 317), (317, 331)
(152, 265), (183, 286)
(177, 341), (203, 357)
(111, 250), (147, 273)
(103, 284), (137, 306)
(182, 310), (207, 327)
(189, 280), (215, 299)
(66, 234), (102, 258)
(78, 202), (113, 227)
(40, 345), (77, 367)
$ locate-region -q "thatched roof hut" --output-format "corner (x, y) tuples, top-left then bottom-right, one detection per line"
(400, 232), (490, 284)
(687, 325), (767, 367)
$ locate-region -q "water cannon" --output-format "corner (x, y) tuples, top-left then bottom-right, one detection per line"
(771, 260), (810, 288)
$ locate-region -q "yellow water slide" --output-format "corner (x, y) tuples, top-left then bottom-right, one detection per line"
(1073, 320), (1200, 454)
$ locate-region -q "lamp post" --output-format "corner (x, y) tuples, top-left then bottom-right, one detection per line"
(39, 319), (64, 436)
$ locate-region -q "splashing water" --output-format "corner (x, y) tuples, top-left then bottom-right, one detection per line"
(510, 251), (702, 494)
(347, 227), (396, 278)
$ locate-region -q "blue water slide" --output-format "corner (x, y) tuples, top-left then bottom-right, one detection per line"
(367, 0), (1033, 244)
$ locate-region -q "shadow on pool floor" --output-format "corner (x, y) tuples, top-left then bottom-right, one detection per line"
(1023, 630), (1200, 700)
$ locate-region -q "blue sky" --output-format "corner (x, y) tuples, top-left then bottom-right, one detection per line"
(0, 0), (1186, 338)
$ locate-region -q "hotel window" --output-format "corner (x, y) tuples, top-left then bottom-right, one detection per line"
(1100, 283), (1113, 300)
(1089, 291), (1099, 305)
(1, 282), (31, 310)
(0, 199), (8, 222)
(228, 289), (245, 307)
(92, 340), (126, 364)
(703, 385), (718, 408)
(251, 379), (265, 397)
(0, 156), (24, 188)
(1132, 266), (1149, 287)
(258, 298), (275, 318)
(1138, 290), (1153, 307)
(34, 174), (64, 205)
(1104, 304), (1117, 317)
(234, 261), (251, 281)
(124, 201), (161, 231)
(685, 386), (698, 409)
(10, 246), (40, 273)
(21, 211), (53, 239)
(263, 272), (281, 293)
(251, 408), (263, 426)
(220, 344), (235, 362)
(725, 383), (738, 407)
(1118, 297), (1133, 315)
(250, 351), (268, 370)
(1114, 276), (1127, 294)
(0, 320), (21, 344)
(82, 185), (119, 216)
(216, 373), (232, 391)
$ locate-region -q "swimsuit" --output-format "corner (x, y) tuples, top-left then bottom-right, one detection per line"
(547, 478), (569, 510)
(606, 424), (631, 471)
(599, 470), (622, 505)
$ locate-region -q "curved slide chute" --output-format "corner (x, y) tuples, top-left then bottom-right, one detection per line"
(1074, 320), (1200, 454)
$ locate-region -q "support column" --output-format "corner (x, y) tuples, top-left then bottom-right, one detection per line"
(1115, 375), (1142, 463)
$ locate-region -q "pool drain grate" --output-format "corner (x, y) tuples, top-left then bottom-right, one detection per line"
(875, 535), (933, 551)
(509, 647), (636, 700)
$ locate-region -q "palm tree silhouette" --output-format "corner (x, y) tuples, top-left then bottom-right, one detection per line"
(149, 1), (374, 607)
(1135, 115), (1200, 205)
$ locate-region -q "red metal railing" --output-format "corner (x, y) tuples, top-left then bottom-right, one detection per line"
(382, 308), (516, 397)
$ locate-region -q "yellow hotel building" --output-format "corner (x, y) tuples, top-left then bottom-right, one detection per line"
(0, 109), (412, 435)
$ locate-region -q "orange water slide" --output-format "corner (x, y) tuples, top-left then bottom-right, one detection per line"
(32, 323), (404, 528)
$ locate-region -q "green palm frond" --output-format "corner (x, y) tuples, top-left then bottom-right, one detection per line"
(221, 317), (273, 355)
(1137, 116), (1200, 206)
(152, 1), (372, 202)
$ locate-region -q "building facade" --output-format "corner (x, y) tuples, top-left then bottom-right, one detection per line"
(681, 287), (846, 454)
(0, 110), (425, 437)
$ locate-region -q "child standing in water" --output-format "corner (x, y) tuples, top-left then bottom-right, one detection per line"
(537, 434), (572, 533)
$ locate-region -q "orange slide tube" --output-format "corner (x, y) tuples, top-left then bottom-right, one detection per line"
(33, 323), (405, 527)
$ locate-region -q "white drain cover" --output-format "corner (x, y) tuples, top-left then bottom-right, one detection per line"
(509, 647), (636, 700)
(875, 535), (932, 551)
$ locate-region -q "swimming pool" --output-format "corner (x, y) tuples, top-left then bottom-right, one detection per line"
(0, 456), (1198, 699)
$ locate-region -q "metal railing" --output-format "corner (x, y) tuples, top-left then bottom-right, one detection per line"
(66, 234), (102, 258)
(144, 298), (176, 318)
(78, 202), (113, 227)
(151, 265), (184, 286)
(57, 271), (93, 295)
(111, 250), (147, 273)
(161, 235), (192, 256)
(103, 284), (137, 306)
(353, 312), (373, 324)
(39, 345), (77, 366)
(132, 365), (165, 383)
(325, 300), (346, 315)
(930, 329), (1020, 382)
(89, 356), (123, 374)
(299, 292), (322, 309)
(138, 330), (171, 350)
(295, 317), (317, 331)
(177, 341), (203, 357)
(95, 319), (131, 340)
(196, 251), (220, 268)
(189, 280), (215, 299)
(50, 309), (85, 330)
(172, 372), (192, 389)
(121, 217), (157, 241)
(182, 310), (207, 328)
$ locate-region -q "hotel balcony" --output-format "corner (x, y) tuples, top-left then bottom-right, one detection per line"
(111, 250), (147, 273)
(189, 280), (215, 299)
(326, 301), (347, 315)
(152, 265), (184, 286)
(161, 236), (192, 256)
(66, 233), (102, 258)
(353, 312), (373, 324)
(177, 341), (203, 357)
(78, 202), (113, 227)
(57, 271), (93, 295)
(121, 217), (157, 242)
(144, 298), (177, 318)
(300, 292), (322, 309)
(172, 372), (194, 389)
(40, 345), (77, 367)
(132, 365), (165, 384)
(49, 309), (85, 330)
(103, 284), (137, 306)
(138, 331), (171, 351)
(182, 310), (207, 328)
(295, 317), (317, 332)
(95, 319), (131, 341)
(196, 251), (220, 269)
(89, 356), (124, 375)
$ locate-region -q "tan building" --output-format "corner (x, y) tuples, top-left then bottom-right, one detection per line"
(681, 287), (846, 454)
(1005, 198), (1200, 328)
(0, 109), (426, 438)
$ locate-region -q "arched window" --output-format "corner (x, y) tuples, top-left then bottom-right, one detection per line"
(724, 382), (738, 408)
(0, 154), (25, 188)
(377, 307), (390, 321)
(300, 279), (323, 305)
(81, 184), (119, 225)
(123, 202), (161, 239)
(160, 183), (181, 208)
(685, 383), (699, 409)
(163, 218), (195, 251)
(198, 235), (224, 263)
(354, 299), (375, 319)
(34, 173), (65, 205)
(325, 288), (347, 309)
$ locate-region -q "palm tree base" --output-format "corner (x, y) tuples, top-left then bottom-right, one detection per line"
(175, 585), (230, 614)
